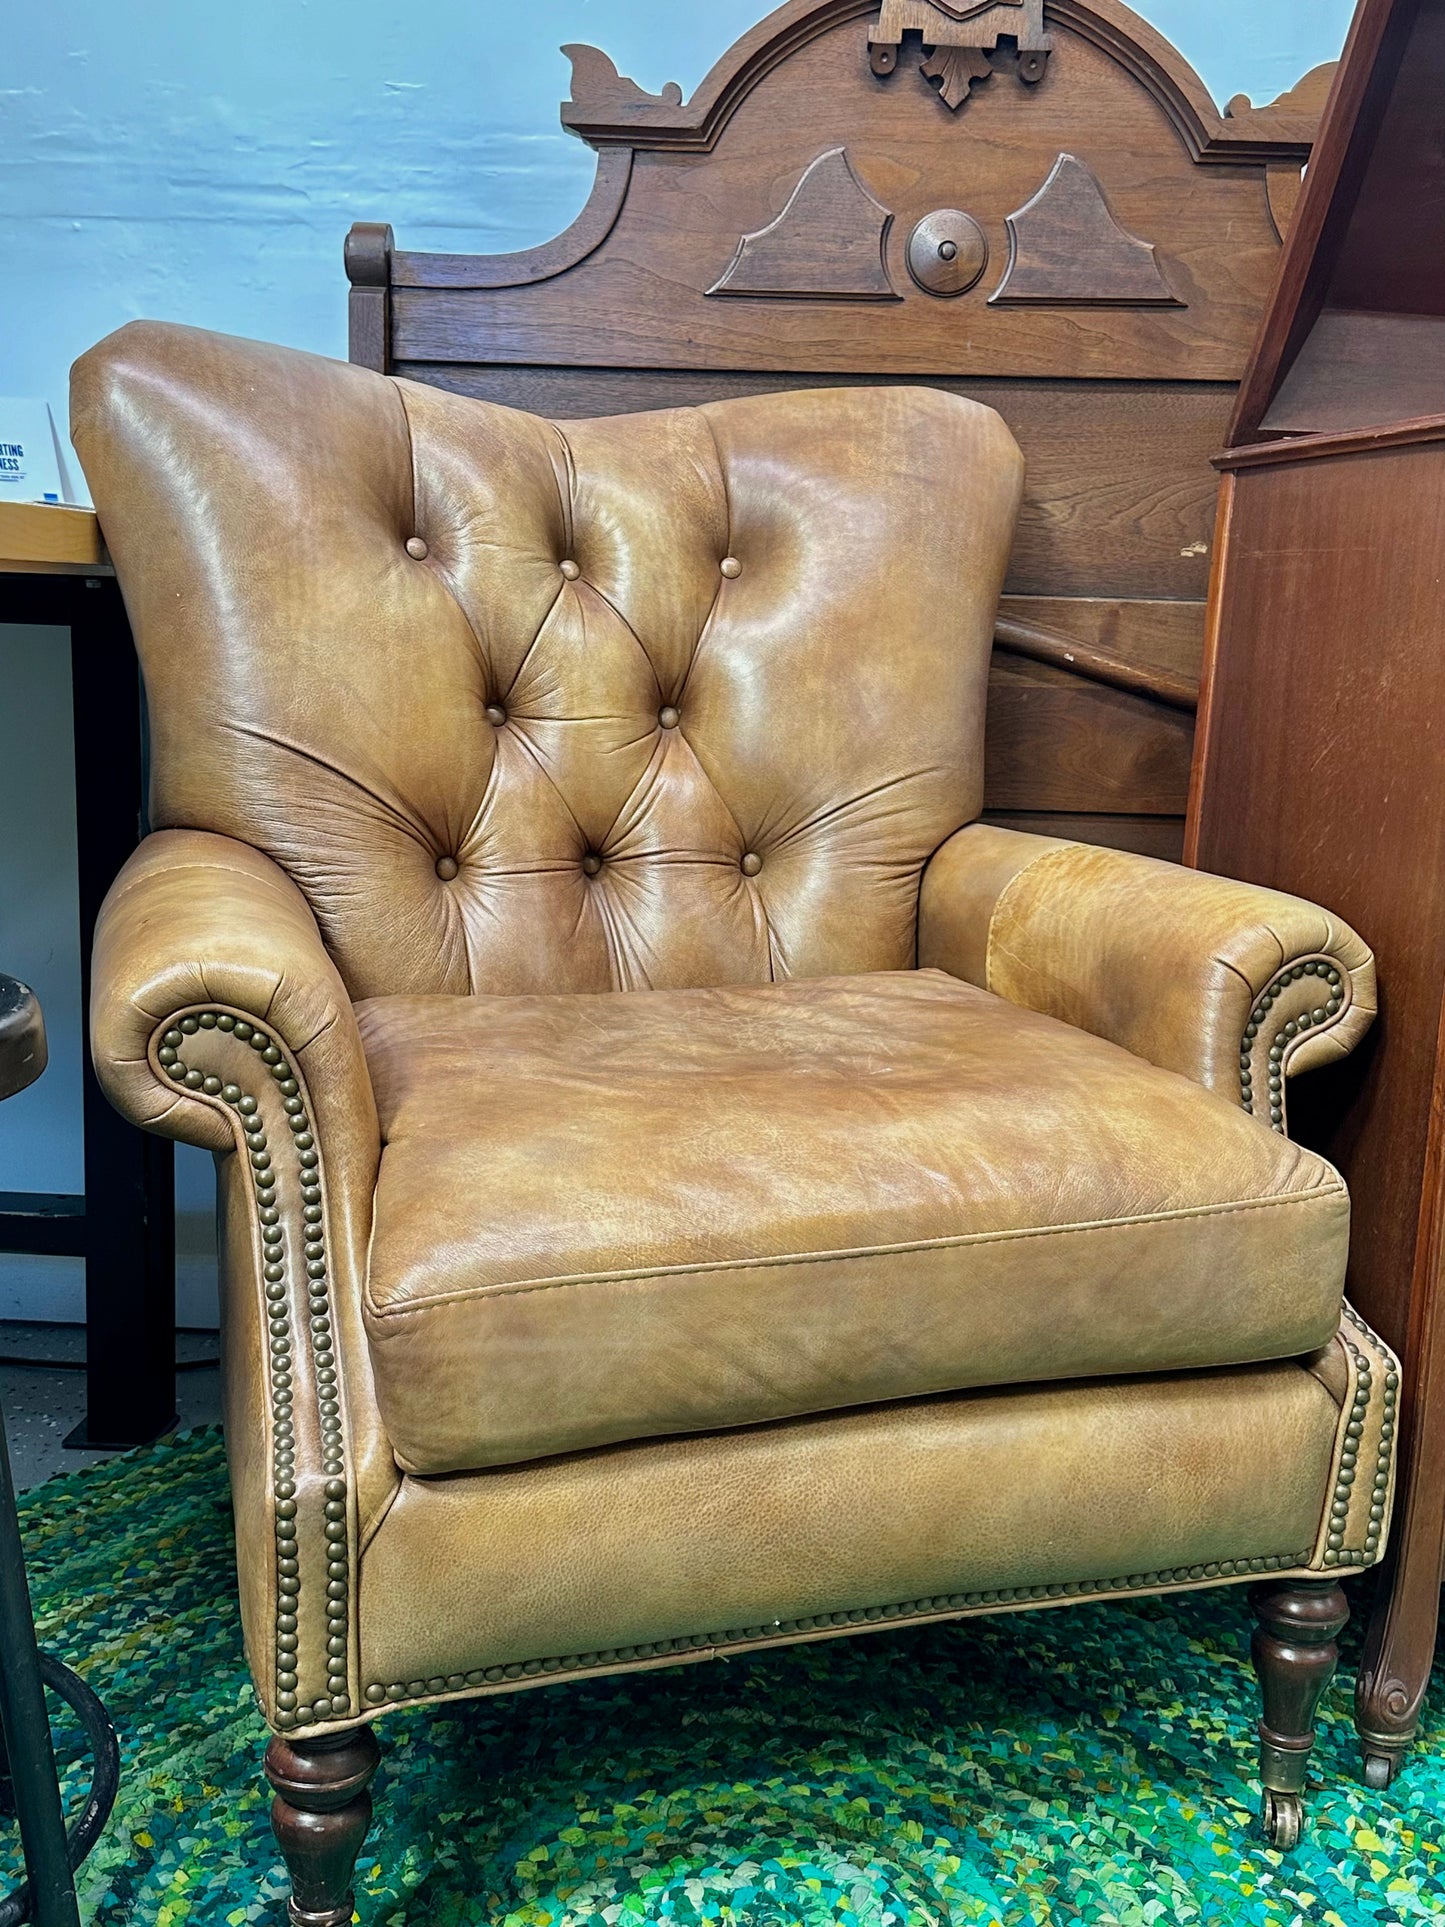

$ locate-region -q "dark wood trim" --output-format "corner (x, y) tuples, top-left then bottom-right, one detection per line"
(1216, 411), (1445, 472)
(345, 223), (393, 373)
(388, 152), (634, 292)
(1251, 1579), (1351, 1848)
(1189, 0), (1445, 1760)
(994, 611), (1198, 711)
(1356, 974), (1445, 1778)
(265, 1728), (381, 1927)
(1183, 469), (1235, 867)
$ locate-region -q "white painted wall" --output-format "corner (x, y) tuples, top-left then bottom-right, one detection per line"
(0, 0), (1356, 1322)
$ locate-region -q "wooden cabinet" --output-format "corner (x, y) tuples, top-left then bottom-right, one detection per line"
(1188, 0), (1445, 1784)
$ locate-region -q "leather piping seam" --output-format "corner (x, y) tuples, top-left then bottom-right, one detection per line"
(156, 1009), (349, 1733)
(364, 1183), (1347, 1318)
(359, 1546), (1322, 1715)
(1240, 956), (1349, 1132)
(982, 842), (1084, 993)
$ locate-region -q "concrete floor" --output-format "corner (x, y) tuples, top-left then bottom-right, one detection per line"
(1, 1321), (222, 1491)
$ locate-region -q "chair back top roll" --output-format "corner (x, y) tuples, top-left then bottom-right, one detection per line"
(72, 323), (1023, 997)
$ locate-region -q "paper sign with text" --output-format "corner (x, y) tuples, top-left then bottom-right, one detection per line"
(0, 400), (70, 503)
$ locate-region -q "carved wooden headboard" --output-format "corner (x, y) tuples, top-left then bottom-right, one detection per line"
(345, 0), (1332, 862)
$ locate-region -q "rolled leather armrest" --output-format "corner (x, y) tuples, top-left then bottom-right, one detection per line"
(92, 830), (376, 1162)
(919, 823), (1376, 1132)
(92, 829), (391, 1729)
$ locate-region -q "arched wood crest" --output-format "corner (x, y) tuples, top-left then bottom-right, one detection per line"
(346, 0), (1334, 863)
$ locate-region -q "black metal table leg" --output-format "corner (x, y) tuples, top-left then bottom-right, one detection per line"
(0, 1410), (81, 1927)
(0, 982), (122, 1923)
(0, 572), (177, 1448)
(66, 576), (177, 1448)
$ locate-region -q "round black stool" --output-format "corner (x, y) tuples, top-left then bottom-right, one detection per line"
(0, 977), (119, 1927)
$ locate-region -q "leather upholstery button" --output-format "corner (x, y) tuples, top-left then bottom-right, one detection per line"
(659, 705), (680, 730)
(405, 536), (429, 560)
(741, 852), (763, 877)
(485, 703), (507, 727)
(720, 557), (742, 579)
(435, 855), (459, 881)
(559, 559), (581, 580)
(581, 852), (602, 876)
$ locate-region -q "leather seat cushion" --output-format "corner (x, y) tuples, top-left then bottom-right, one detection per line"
(357, 969), (1349, 1476)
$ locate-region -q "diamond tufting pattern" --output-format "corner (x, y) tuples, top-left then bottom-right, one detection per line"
(71, 323), (1025, 1001)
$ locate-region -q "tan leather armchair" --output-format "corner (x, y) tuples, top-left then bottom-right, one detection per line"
(73, 321), (1396, 1920)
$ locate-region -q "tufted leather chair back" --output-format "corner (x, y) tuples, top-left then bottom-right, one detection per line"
(72, 324), (1024, 999)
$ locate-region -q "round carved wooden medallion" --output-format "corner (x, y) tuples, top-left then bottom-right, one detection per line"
(906, 209), (989, 296)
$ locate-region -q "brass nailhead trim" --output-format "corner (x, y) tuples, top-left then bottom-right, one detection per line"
(151, 1003), (1389, 1729)
(1334, 1303), (1399, 1569)
(362, 1550), (1314, 1710)
(364, 1310), (1402, 1714)
(159, 1010), (348, 1730)
(1239, 959), (1345, 1133)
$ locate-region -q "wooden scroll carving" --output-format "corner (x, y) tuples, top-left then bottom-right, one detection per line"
(551, 2), (1325, 164)
(709, 148), (900, 300)
(561, 45), (684, 118)
(991, 153), (1182, 306)
(869, 0), (1053, 108)
(1223, 63), (1339, 144)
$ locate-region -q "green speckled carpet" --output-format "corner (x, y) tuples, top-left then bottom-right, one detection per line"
(5, 1429), (1444, 1926)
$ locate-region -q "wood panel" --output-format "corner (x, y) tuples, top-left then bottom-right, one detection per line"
(966, 561), (1199, 831)
(1193, 0), (1445, 1793)
(392, 19), (1285, 383)
(1264, 310), (1445, 436)
(1193, 416), (1445, 1783)
(1324, 0), (1445, 319)
(1194, 440), (1445, 1352)
(985, 652), (1193, 812)
(984, 809), (1184, 860)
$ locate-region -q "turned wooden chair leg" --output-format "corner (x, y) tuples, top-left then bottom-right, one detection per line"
(265, 1726), (381, 1926)
(1250, 1579), (1349, 1850)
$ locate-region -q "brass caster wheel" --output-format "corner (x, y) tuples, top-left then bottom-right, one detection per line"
(869, 42), (898, 76)
(1262, 1789), (1302, 1852)
(1363, 1750), (1397, 1791)
(1017, 49), (1050, 84)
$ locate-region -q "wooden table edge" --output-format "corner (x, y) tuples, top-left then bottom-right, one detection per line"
(0, 501), (110, 575)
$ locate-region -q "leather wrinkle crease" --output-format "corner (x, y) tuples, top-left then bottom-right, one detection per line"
(217, 720), (432, 854)
(393, 376), (421, 582)
(546, 419), (578, 562)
